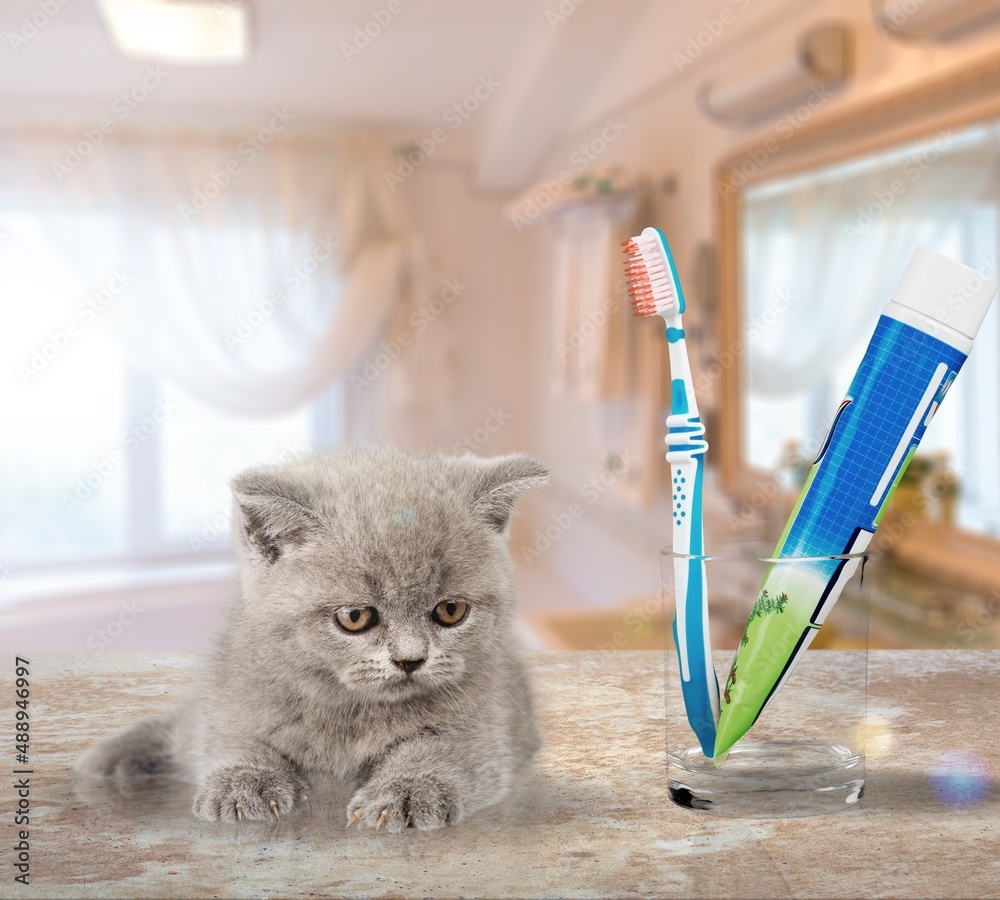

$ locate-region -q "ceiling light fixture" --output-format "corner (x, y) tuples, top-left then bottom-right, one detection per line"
(96, 0), (250, 65)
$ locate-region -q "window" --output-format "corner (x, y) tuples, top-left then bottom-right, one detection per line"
(742, 123), (1000, 534)
(2, 209), (338, 572)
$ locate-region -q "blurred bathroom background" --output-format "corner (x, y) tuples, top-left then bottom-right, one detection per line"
(2, 0), (1000, 655)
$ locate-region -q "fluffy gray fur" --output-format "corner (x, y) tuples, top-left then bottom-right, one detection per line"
(77, 446), (548, 831)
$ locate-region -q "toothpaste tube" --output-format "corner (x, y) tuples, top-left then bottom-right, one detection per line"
(715, 248), (998, 757)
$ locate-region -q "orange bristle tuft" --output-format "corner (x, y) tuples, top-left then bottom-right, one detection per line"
(622, 234), (661, 316)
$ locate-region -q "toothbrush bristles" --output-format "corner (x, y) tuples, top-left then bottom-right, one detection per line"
(621, 231), (678, 317)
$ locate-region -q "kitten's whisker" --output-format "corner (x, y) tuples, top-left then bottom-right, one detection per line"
(448, 682), (487, 730)
(491, 685), (542, 739)
(432, 689), (465, 725)
(492, 683), (528, 716)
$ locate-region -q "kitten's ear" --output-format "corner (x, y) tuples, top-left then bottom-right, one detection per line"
(464, 453), (550, 535)
(231, 468), (325, 564)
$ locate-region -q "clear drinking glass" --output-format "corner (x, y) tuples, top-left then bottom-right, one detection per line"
(661, 541), (870, 817)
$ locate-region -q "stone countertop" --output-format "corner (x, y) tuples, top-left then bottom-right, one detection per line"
(7, 650), (999, 899)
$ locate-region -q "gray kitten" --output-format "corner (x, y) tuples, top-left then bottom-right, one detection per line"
(77, 447), (548, 831)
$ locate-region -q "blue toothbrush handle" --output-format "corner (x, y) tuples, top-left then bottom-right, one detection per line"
(667, 417), (719, 756)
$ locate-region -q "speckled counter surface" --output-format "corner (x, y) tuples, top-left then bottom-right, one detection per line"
(5, 651), (999, 899)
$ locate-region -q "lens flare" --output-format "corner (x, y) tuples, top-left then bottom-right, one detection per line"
(930, 751), (990, 807)
(853, 715), (895, 759)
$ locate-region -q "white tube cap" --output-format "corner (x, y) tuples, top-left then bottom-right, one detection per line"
(891, 247), (998, 342)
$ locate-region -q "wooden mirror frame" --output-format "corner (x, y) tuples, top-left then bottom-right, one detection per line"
(714, 55), (1000, 496)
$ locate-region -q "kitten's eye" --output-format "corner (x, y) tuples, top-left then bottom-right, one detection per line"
(334, 606), (379, 633)
(432, 598), (468, 627)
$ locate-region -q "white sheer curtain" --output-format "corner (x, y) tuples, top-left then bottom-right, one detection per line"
(1, 128), (422, 414)
(744, 128), (1000, 395)
(544, 196), (668, 508)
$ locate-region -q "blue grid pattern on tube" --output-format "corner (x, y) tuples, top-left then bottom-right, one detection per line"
(782, 317), (967, 560)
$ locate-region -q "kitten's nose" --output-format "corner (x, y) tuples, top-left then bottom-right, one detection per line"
(392, 658), (425, 674)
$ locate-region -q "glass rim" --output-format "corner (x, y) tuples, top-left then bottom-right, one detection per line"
(662, 545), (871, 564)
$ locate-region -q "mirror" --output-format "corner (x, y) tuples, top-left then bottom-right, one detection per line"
(714, 56), (1000, 646)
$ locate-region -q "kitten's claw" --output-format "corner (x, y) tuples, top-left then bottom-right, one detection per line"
(192, 764), (311, 823)
(346, 809), (363, 829)
(348, 775), (461, 832)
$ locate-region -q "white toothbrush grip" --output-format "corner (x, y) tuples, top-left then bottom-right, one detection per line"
(667, 454), (699, 554)
(665, 327), (700, 418)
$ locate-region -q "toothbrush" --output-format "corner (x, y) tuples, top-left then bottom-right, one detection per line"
(714, 248), (999, 757)
(623, 226), (719, 757)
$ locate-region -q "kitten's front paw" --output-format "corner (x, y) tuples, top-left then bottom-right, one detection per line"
(193, 764), (310, 823)
(347, 775), (460, 833)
